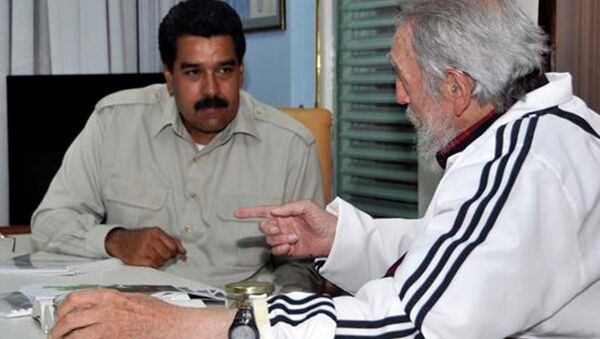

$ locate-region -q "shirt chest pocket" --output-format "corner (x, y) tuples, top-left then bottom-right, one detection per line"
(104, 175), (169, 227)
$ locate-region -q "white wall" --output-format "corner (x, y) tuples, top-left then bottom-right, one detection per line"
(244, 0), (316, 107)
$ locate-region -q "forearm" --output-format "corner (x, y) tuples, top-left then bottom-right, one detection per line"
(176, 307), (235, 339)
(32, 207), (119, 258)
(319, 198), (421, 294)
(51, 289), (236, 339)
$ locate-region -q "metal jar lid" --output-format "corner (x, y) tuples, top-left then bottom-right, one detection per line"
(225, 281), (275, 297)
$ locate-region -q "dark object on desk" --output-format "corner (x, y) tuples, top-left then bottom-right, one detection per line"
(7, 73), (165, 225)
(0, 291), (32, 319)
(0, 225), (30, 235)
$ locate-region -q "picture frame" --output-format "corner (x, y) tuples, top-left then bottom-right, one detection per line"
(223, 0), (285, 32)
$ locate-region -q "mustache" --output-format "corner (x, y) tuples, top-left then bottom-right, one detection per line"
(194, 96), (229, 110)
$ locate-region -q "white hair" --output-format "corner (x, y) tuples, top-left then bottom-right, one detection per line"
(396, 0), (549, 113)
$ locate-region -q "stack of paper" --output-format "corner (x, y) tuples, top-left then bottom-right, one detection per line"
(0, 253), (122, 275)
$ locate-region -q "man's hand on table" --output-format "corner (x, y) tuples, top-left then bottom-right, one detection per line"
(235, 200), (338, 258)
(50, 289), (235, 339)
(105, 227), (186, 268)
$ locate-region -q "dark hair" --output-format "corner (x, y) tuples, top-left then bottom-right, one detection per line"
(159, 0), (246, 70)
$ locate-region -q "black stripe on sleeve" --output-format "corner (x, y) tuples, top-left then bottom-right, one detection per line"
(269, 293), (336, 327)
(269, 293), (329, 306)
(335, 327), (418, 339)
(269, 300), (335, 315)
(271, 309), (338, 327)
(337, 315), (412, 328)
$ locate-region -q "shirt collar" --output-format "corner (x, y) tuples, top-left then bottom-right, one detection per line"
(435, 109), (499, 169)
(153, 92), (180, 137)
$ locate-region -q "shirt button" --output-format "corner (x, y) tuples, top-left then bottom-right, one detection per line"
(188, 191), (197, 199)
(192, 157), (200, 164)
(184, 224), (193, 233)
(150, 91), (161, 102)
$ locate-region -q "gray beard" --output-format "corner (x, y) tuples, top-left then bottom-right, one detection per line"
(406, 106), (460, 173)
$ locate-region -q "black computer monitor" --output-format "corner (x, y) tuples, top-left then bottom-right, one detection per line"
(7, 73), (165, 224)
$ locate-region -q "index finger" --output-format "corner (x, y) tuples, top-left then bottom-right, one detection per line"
(234, 205), (279, 219)
(268, 200), (316, 218)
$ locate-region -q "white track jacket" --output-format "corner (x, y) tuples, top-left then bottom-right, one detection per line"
(266, 73), (600, 339)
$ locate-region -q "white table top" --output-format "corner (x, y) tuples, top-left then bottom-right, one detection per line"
(0, 236), (215, 338)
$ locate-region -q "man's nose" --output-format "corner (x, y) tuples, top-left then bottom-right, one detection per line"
(203, 73), (219, 97)
(395, 78), (410, 105)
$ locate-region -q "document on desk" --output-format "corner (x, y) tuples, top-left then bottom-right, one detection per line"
(0, 291), (32, 318)
(0, 252), (122, 275)
(177, 286), (226, 304)
(20, 283), (192, 303)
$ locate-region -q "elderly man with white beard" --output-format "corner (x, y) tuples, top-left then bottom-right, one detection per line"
(50, 0), (600, 338)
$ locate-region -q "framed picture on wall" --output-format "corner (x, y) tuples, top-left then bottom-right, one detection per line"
(223, 0), (285, 32)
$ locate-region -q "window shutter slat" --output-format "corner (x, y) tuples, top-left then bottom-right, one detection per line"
(335, 0), (418, 218)
(341, 37), (393, 51)
(341, 0), (402, 11)
(340, 55), (390, 67)
(341, 145), (417, 162)
(341, 73), (396, 85)
(341, 15), (398, 29)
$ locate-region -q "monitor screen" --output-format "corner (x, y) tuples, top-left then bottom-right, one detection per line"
(7, 73), (165, 224)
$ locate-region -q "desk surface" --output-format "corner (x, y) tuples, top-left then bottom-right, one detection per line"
(1, 237), (214, 338)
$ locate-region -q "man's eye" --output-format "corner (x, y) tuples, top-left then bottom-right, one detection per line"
(218, 67), (234, 74)
(184, 69), (200, 76)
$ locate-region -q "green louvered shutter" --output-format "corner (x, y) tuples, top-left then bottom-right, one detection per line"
(335, 0), (418, 218)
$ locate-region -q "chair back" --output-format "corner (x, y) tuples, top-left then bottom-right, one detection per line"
(279, 107), (333, 203)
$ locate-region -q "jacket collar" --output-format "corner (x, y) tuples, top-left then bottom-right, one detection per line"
(436, 71), (556, 169)
(436, 109), (499, 169)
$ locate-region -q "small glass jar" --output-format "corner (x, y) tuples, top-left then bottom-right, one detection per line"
(224, 281), (274, 309)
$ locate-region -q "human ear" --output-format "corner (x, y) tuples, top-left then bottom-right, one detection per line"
(239, 64), (245, 87)
(163, 65), (174, 95)
(443, 69), (473, 117)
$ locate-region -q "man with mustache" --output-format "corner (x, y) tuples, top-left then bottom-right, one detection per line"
(51, 0), (600, 338)
(31, 0), (324, 292)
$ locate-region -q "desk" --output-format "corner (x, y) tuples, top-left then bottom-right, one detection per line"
(0, 238), (215, 338)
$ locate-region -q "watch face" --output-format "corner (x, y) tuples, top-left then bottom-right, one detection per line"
(229, 325), (258, 339)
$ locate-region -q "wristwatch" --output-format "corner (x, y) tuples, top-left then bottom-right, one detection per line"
(228, 306), (259, 339)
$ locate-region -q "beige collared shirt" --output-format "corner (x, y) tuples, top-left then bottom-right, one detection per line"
(31, 84), (324, 290)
